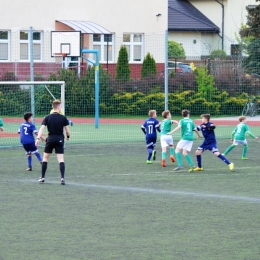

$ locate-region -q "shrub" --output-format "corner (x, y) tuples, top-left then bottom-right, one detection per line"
(210, 49), (227, 60)
(116, 45), (130, 82)
(141, 53), (157, 78)
(168, 40), (185, 58)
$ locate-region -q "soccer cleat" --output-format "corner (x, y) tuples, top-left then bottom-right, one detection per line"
(222, 153), (226, 156)
(162, 159), (166, 167)
(170, 156), (175, 163)
(38, 177), (45, 183)
(194, 167), (204, 171)
(242, 157), (248, 160)
(61, 178), (65, 185)
(188, 166), (196, 172)
(228, 163), (234, 171)
(174, 166), (184, 171)
(152, 150), (156, 161)
(146, 160), (152, 164)
(26, 167), (32, 171)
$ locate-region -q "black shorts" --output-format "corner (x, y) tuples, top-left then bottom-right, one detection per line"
(44, 135), (64, 154)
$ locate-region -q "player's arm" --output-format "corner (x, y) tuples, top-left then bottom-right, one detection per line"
(231, 129), (236, 141)
(141, 125), (146, 135)
(208, 124), (216, 130)
(155, 123), (161, 133)
(35, 125), (46, 147)
(193, 126), (203, 138)
(171, 120), (179, 124)
(246, 131), (259, 139)
(64, 125), (70, 141)
(167, 125), (181, 135)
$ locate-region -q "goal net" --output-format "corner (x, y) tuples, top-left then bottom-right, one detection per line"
(0, 81), (65, 147)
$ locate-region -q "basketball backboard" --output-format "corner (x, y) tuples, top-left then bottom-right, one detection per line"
(51, 31), (81, 57)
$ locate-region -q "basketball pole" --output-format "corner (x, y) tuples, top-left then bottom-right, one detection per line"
(81, 49), (99, 129)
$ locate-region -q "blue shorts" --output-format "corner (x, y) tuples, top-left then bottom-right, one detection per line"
(197, 142), (219, 153)
(22, 143), (38, 155)
(146, 137), (156, 149)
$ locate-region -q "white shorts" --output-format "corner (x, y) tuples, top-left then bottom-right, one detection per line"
(233, 139), (247, 145)
(160, 135), (174, 148)
(176, 140), (193, 152)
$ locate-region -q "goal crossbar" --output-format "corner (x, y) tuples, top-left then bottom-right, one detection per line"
(0, 81), (65, 114)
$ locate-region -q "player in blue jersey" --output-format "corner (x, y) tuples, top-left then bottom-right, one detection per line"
(141, 110), (161, 164)
(18, 112), (44, 171)
(194, 114), (234, 171)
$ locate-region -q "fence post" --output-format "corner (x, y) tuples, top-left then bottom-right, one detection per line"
(29, 26), (35, 123)
(164, 30), (168, 110)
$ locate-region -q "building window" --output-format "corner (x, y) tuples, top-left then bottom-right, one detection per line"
(231, 44), (241, 56)
(93, 34), (114, 62)
(0, 31), (9, 61)
(20, 31), (41, 61)
(123, 33), (143, 62)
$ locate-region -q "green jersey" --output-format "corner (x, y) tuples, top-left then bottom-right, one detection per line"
(160, 119), (172, 135)
(0, 118), (3, 128)
(179, 118), (196, 141)
(232, 122), (254, 140)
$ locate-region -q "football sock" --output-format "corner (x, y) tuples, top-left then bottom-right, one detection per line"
(218, 154), (231, 165)
(60, 162), (65, 179)
(27, 155), (32, 167)
(35, 152), (42, 162)
(185, 154), (194, 167)
(42, 162), (47, 178)
(176, 152), (183, 167)
(223, 144), (235, 155)
(148, 148), (153, 160)
(162, 151), (166, 160)
(196, 154), (202, 168)
(242, 144), (248, 158)
(170, 147), (175, 156)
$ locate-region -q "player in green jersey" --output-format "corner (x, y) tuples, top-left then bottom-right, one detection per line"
(222, 116), (259, 159)
(160, 110), (178, 167)
(0, 118), (4, 131)
(168, 109), (202, 172)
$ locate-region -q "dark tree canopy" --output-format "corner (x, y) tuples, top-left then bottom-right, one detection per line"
(116, 45), (130, 82)
(141, 53), (157, 78)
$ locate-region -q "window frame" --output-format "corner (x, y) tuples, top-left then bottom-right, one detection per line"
(0, 30), (10, 61)
(19, 31), (42, 62)
(123, 33), (144, 63)
(92, 34), (114, 63)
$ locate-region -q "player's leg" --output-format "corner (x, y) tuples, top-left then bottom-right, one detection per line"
(160, 136), (168, 167)
(174, 141), (184, 171)
(194, 148), (204, 171)
(214, 151), (234, 171)
(180, 141), (195, 172)
(166, 135), (175, 162)
(39, 137), (53, 183)
(27, 153), (32, 171)
(55, 137), (66, 185)
(222, 140), (238, 156)
(241, 140), (248, 159)
(146, 138), (154, 164)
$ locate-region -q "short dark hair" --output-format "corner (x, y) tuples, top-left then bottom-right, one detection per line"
(182, 109), (190, 117)
(52, 99), (61, 110)
(162, 110), (170, 118)
(24, 112), (33, 121)
(201, 114), (210, 121)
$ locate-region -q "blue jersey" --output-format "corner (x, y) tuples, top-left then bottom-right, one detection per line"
(18, 122), (38, 144)
(197, 122), (216, 145)
(141, 118), (160, 139)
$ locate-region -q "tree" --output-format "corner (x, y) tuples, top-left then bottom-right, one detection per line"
(168, 40), (185, 58)
(243, 38), (260, 74)
(116, 45), (130, 82)
(239, 1), (260, 39)
(141, 53), (157, 78)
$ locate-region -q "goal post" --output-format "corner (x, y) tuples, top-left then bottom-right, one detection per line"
(0, 81), (65, 147)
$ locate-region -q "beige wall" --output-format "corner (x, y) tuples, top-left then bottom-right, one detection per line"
(189, 0), (257, 54)
(1, 0), (167, 63)
(1, 0), (167, 34)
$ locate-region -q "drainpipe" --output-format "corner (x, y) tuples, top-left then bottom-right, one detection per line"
(215, 0), (224, 50)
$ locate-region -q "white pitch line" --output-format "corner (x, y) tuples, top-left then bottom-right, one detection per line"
(10, 179), (260, 204)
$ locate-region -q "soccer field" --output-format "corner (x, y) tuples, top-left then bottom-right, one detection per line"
(0, 139), (260, 260)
